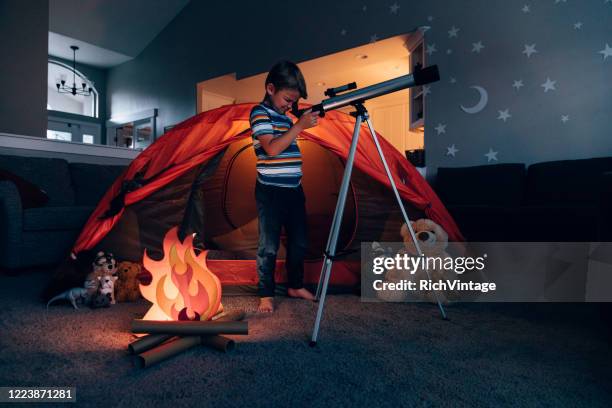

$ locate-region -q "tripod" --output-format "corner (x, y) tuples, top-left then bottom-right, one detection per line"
(310, 102), (448, 346)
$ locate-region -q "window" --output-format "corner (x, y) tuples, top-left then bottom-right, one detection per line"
(47, 60), (98, 118)
(82, 134), (94, 144)
(46, 129), (72, 141)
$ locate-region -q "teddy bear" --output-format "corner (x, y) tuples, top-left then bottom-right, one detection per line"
(114, 261), (143, 303)
(377, 219), (455, 303)
(399, 218), (456, 303)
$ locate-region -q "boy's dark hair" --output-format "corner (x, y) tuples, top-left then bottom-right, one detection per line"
(264, 60), (308, 100)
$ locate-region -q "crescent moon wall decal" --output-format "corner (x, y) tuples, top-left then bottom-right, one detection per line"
(460, 86), (488, 114)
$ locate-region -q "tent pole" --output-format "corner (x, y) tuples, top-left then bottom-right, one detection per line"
(310, 103), (447, 347)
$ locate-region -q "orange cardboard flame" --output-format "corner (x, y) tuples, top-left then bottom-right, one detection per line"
(140, 227), (221, 321)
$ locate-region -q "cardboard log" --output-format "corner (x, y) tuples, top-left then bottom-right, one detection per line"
(134, 336), (199, 368)
(134, 335), (236, 368)
(201, 335), (235, 352)
(128, 309), (246, 354)
(131, 319), (248, 335)
(128, 334), (173, 355)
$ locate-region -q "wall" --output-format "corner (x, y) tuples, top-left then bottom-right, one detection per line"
(0, 0), (49, 138)
(107, 0), (612, 176)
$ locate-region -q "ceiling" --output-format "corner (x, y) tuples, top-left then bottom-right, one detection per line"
(199, 34), (413, 107)
(48, 0), (190, 68)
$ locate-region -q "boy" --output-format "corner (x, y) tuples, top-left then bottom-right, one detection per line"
(249, 60), (319, 313)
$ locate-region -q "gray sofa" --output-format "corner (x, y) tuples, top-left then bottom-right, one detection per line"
(0, 154), (126, 270)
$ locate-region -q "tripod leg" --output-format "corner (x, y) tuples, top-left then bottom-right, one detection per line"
(363, 116), (447, 320)
(315, 115), (363, 301)
(311, 114), (364, 345)
(315, 184), (345, 300)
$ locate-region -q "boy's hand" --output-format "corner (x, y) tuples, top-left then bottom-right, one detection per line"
(296, 109), (319, 130)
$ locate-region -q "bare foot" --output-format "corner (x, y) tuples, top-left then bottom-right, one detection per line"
(258, 297), (274, 313)
(287, 287), (316, 301)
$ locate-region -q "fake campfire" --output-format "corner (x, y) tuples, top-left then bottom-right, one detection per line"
(128, 227), (248, 368)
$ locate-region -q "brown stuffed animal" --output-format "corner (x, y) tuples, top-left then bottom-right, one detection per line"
(400, 218), (455, 303)
(401, 219), (449, 257)
(376, 219), (455, 304)
(114, 261), (143, 302)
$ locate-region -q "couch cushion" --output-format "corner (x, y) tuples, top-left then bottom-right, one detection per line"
(436, 164), (526, 206)
(0, 168), (49, 208)
(526, 157), (612, 207)
(445, 205), (524, 241)
(518, 205), (600, 241)
(23, 206), (94, 231)
(0, 154), (74, 206)
(69, 163), (126, 206)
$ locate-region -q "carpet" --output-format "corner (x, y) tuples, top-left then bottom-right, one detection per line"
(0, 271), (610, 407)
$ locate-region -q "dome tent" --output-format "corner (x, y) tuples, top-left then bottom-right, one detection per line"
(45, 103), (463, 297)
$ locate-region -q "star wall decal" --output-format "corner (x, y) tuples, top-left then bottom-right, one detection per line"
(599, 44), (612, 60)
(426, 44), (437, 55)
(513, 80), (524, 90)
(554, 0), (567, 3)
(497, 109), (512, 122)
(423, 85), (431, 96)
(419, 26), (431, 33)
(389, 3), (400, 14)
(541, 78), (557, 92)
(485, 148), (498, 162)
(448, 26), (459, 38)
(561, 115), (570, 123)
(370, 34), (379, 43)
(446, 49), (453, 54)
(522, 5), (530, 13)
(450, 77), (457, 84)
(523, 44), (538, 57)
(362, 5), (367, 11)
(427, 16), (434, 21)
(435, 123), (447, 135)
(472, 41), (484, 53)
(446, 144), (459, 157)
(574, 22), (583, 29)
(341, 29), (347, 36)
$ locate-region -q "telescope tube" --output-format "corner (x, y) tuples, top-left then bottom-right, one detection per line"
(295, 65), (439, 117)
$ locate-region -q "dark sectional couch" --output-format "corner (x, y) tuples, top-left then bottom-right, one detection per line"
(0, 154), (126, 270)
(434, 157), (612, 242)
(2, 152), (611, 271)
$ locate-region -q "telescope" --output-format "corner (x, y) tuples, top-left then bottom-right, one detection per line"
(292, 65), (440, 118)
(307, 63), (448, 346)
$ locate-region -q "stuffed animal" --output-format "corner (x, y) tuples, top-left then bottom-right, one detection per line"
(90, 292), (112, 308)
(114, 261), (143, 303)
(84, 251), (118, 294)
(98, 274), (118, 304)
(377, 219), (454, 303)
(400, 218), (454, 303)
(46, 287), (90, 309)
(401, 219), (449, 258)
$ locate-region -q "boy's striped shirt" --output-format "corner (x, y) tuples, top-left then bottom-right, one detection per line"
(249, 102), (302, 188)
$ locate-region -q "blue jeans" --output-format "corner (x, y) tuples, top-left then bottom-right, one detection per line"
(255, 181), (308, 297)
